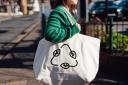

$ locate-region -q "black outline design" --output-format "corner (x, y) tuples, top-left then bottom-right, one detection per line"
(60, 60), (78, 69)
(51, 44), (78, 69)
(61, 44), (77, 59)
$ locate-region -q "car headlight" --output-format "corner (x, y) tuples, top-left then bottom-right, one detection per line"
(92, 10), (96, 14)
(117, 9), (121, 13)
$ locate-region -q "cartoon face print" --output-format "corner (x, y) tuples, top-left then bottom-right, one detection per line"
(51, 44), (78, 69)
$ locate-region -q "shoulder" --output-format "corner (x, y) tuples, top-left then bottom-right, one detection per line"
(49, 6), (66, 18)
(54, 6), (65, 14)
(48, 6), (69, 25)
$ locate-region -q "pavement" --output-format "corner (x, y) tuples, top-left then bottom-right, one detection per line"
(0, 13), (43, 85)
(0, 13), (22, 23)
(0, 13), (128, 85)
(0, 16), (13, 22)
(0, 25), (43, 84)
(0, 13), (13, 22)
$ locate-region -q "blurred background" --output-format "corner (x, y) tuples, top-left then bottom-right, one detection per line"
(0, 0), (128, 85)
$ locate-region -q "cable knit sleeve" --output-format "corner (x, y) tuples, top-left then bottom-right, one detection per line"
(44, 8), (80, 43)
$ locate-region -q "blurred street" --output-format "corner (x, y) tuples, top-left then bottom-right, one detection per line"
(0, 0), (128, 85)
(0, 13), (43, 85)
(0, 13), (128, 85)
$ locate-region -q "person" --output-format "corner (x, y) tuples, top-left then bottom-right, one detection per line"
(41, 0), (86, 85)
(44, 0), (81, 43)
(34, 1), (100, 85)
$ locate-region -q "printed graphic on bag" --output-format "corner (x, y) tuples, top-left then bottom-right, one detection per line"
(51, 44), (78, 69)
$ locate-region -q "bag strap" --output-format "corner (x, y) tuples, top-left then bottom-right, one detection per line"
(61, 7), (74, 26)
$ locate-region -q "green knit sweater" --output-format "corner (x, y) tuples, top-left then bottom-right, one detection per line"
(44, 6), (80, 43)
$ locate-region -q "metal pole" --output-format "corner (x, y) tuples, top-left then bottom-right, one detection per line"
(105, 0), (108, 33)
(85, 0), (89, 23)
(109, 17), (113, 53)
(80, 0), (86, 34)
(80, 0), (86, 20)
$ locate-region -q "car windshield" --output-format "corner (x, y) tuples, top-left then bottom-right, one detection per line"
(93, 1), (116, 8)
(118, 1), (128, 6)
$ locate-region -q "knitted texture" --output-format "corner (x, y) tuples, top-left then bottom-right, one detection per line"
(45, 6), (80, 43)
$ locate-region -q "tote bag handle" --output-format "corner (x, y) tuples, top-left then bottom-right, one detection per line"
(61, 7), (75, 26)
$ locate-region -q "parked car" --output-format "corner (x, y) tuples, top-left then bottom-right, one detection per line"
(89, 1), (118, 20)
(115, 0), (128, 19)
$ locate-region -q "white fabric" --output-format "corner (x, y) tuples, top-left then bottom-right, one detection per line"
(33, 33), (100, 85)
(33, 0), (40, 12)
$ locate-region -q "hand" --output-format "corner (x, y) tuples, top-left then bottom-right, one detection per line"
(76, 23), (81, 31)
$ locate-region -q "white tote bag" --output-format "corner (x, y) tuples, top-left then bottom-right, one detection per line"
(33, 33), (100, 85)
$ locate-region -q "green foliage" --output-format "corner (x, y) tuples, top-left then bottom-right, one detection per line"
(112, 33), (128, 50)
(101, 32), (128, 51)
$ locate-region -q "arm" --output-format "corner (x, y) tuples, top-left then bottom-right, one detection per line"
(44, 11), (79, 43)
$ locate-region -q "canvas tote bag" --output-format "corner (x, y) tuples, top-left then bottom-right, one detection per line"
(33, 7), (100, 85)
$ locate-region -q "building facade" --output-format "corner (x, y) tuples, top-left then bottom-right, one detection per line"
(0, 0), (40, 15)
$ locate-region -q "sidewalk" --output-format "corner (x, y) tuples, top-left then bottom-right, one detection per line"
(0, 13), (43, 85)
(0, 13), (19, 22)
(0, 13), (40, 49)
(0, 16), (13, 22)
(0, 26), (42, 85)
(0, 13), (128, 85)
(0, 26), (43, 85)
